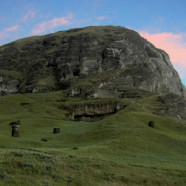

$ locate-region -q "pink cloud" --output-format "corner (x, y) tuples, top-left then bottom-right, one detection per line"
(0, 25), (19, 40)
(32, 14), (73, 34)
(139, 31), (186, 79)
(139, 31), (186, 68)
(97, 16), (106, 21)
(23, 10), (36, 22)
(4, 25), (19, 32)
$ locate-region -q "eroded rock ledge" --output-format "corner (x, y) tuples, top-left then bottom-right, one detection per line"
(155, 94), (186, 120)
(61, 99), (126, 121)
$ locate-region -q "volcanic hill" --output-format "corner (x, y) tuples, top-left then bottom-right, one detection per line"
(0, 26), (185, 98)
(0, 26), (186, 185)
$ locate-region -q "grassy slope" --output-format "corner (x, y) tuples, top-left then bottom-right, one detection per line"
(0, 91), (185, 185)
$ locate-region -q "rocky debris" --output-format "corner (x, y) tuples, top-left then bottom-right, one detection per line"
(69, 88), (81, 97)
(53, 128), (60, 134)
(61, 99), (126, 121)
(0, 173), (6, 179)
(20, 102), (30, 106)
(177, 115), (182, 119)
(41, 138), (48, 142)
(73, 147), (79, 150)
(155, 94), (186, 120)
(52, 174), (62, 179)
(0, 26), (185, 98)
(93, 89), (153, 99)
(66, 176), (74, 183)
(148, 121), (154, 128)
(0, 75), (19, 96)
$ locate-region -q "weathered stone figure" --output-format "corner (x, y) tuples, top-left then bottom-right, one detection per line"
(148, 121), (154, 128)
(53, 128), (60, 134)
(10, 120), (20, 137)
(12, 124), (20, 137)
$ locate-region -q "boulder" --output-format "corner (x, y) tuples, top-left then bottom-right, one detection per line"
(53, 128), (60, 134)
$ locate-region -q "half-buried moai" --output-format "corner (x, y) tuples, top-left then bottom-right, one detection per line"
(148, 121), (154, 128)
(53, 128), (60, 134)
(10, 120), (20, 137)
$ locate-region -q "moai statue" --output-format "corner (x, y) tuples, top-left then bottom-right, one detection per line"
(53, 128), (60, 134)
(148, 121), (154, 128)
(10, 120), (20, 137)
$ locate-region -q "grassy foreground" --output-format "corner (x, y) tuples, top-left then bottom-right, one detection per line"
(0, 91), (185, 185)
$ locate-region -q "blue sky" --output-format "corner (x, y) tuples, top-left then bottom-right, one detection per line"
(0, 0), (186, 85)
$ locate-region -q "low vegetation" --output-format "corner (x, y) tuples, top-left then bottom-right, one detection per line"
(0, 91), (185, 185)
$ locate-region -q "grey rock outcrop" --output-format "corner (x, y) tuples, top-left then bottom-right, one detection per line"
(61, 99), (126, 121)
(0, 75), (19, 95)
(0, 26), (185, 98)
(155, 94), (186, 119)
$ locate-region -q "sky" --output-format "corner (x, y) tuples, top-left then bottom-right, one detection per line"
(0, 0), (186, 86)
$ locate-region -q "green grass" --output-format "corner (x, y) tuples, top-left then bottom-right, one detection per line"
(38, 75), (58, 89)
(0, 70), (23, 79)
(0, 91), (185, 185)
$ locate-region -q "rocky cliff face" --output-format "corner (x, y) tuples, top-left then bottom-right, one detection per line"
(0, 26), (185, 98)
(155, 94), (186, 120)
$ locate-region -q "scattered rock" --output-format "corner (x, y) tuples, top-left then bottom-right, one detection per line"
(66, 176), (73, 183)
(52, 174), (62, 179)
(0, 174), (6, 179)
(41, 138), (48, 142)
(69, 155), (75, 158)
(11, 151), (24, 157)
(20, 102), (30, 106)
(73, 147), (79, 150)
(53, 128), (60, 134)
(22, 163), (34, 168)
(44, 165), (53, 171)
(177, 115), (182, 119)
(70, 88), (81, 97)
